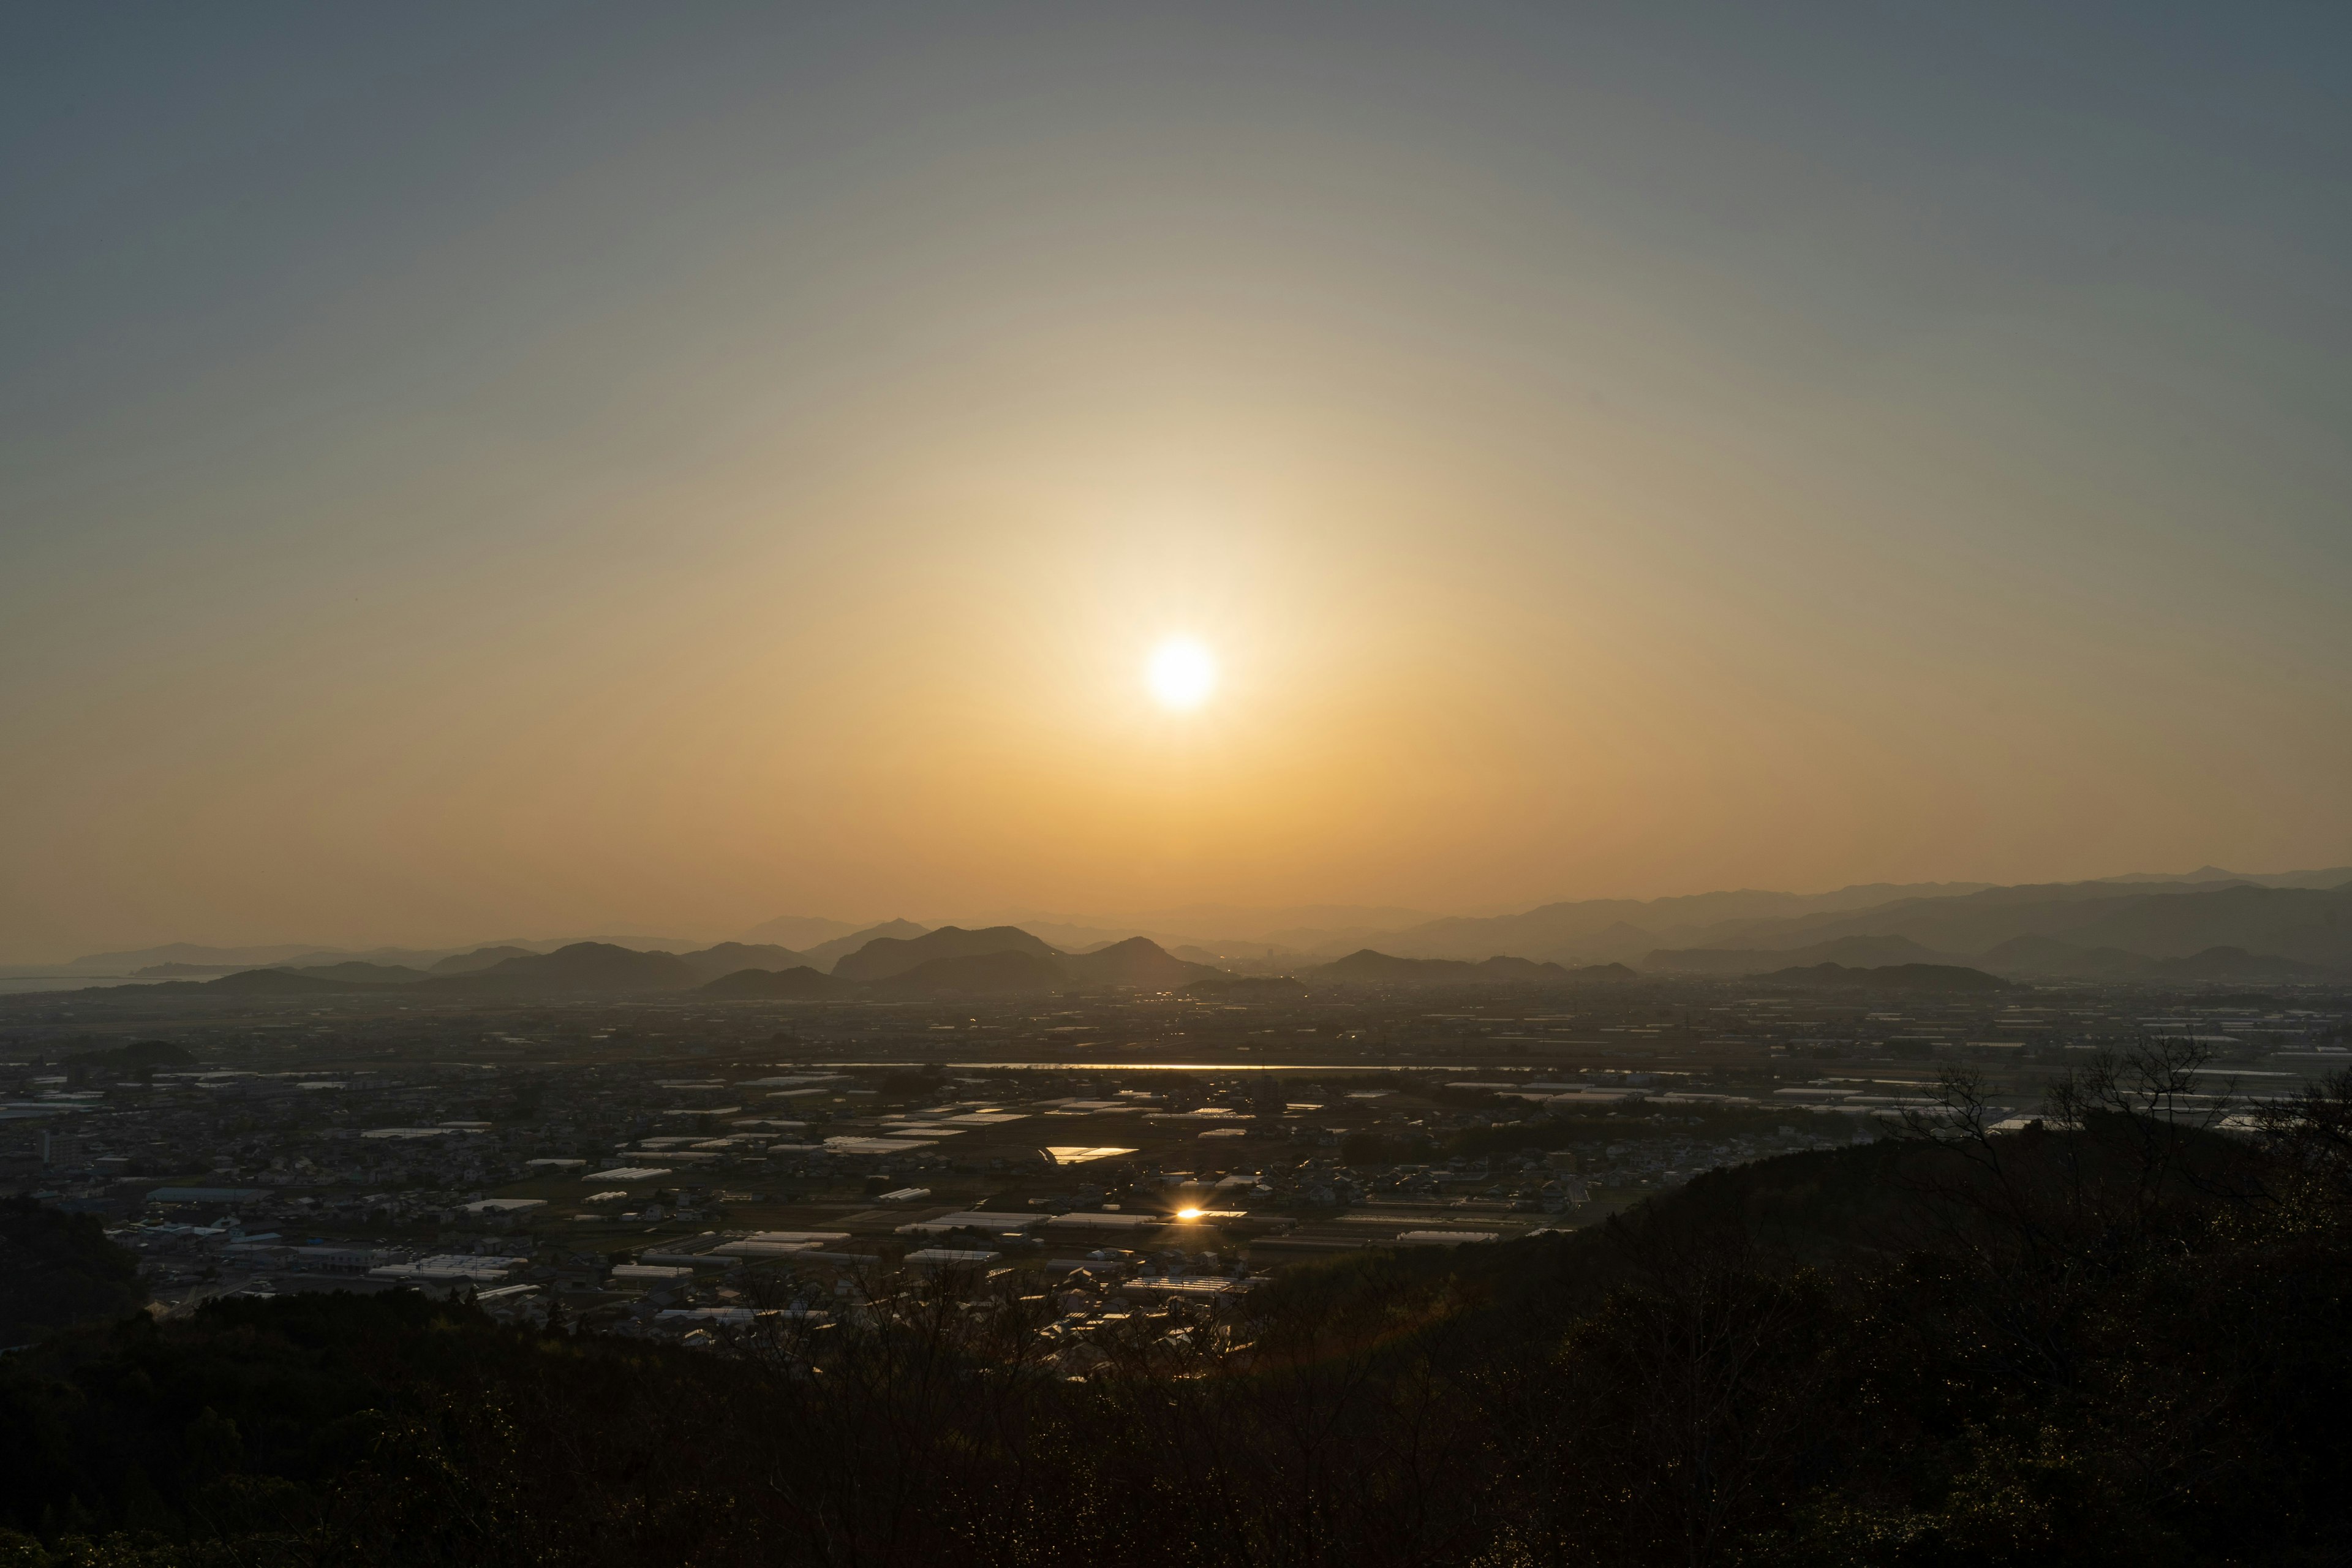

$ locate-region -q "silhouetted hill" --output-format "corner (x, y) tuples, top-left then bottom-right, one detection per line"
(802, 918), (932, 970)
(1373, 881), (2000, 962)
(2068, 884), (2352, 968)
(203, 968), (371, 994)
(63, 1039), (195, 1069)
(834, 925), (1061, 981)
(288, 960), (429, 984)
(873, 949), (1068, 996)
(0, 1197), (144, 1344)
(423, 941), (699, 994)
(1475, 955), (1570, 981)
(1758, 961), (2013, 991)
(64, 941), (332, 974)
(677, 942), (810, 981)
(1316, 950), (1474, 982)
(428, 944), (537, 974)
(1057, 936), (1221, 989)
(97, 967), (369, 996)
(2101, 864), (2352, 889)
(699, 965), (853, 998)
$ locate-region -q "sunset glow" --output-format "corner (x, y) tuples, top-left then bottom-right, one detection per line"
(1146, 639), (1217, 712)
(5, 14), (2345, 1560)
(1, 6), (2344, 963)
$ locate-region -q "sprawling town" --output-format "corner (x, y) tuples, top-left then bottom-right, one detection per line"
(7, 971), (2343, 1355)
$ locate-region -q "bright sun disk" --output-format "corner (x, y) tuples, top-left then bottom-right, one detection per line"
(1147, 639), (1216, 710)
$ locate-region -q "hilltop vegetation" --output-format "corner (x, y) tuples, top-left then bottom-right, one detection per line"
(5, 1046), (2350, 1566)
(0, 1197), (145, 1348)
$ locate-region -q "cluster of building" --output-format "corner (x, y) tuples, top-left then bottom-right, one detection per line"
(1, 976), (2342, 1348)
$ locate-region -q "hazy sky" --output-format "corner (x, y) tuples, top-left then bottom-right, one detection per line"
(6, 3), (2349, 958)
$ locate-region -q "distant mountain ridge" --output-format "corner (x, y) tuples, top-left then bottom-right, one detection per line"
(1370, 883), (2000, 964)
(1361, 871), (2352, 970)
(423, 943), (701, 994)
(429, 946), (535, 975)
(832, 925), (1060, 982)
(801, 920), (932, 971)
(737, 914), (873, 951)
(1757, 962), (2013, 992)
(2097, 865), (2352, 889)
(38, 865), (2352, 993)
(1571, 879), (2352, 978)
(52, 934), (709, 977)
(841, 933), (1222, 996)
(701, 966), (852, 999)
(1060, 936), (1220, 989)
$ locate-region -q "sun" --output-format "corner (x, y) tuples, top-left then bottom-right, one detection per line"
(1146, 638), (1217, 710)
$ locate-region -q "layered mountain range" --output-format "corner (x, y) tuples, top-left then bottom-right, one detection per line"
(1358, 870), (2352, 971)
(34, 866), (2352, 995)
(92, 924), (1640, 1001)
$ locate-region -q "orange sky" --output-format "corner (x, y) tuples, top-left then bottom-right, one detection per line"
(4, 7), (2348, 958)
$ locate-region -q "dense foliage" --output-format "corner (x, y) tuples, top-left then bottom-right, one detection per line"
(4, 1048), (2348, 1566)
(0, 1198), (147, 1349)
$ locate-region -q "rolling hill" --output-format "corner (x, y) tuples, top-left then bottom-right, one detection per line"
(64, 1039), (196, 1069)
(1357, 873), (2352, 974)
(699, 965), (853, 998)
(422, 942), (700, 994)
(203, 969), (372, 994)
(832, 925), (1062, 982)
(62, 942), (338, 975)
(1371, 882), (2000, 963)
(287, 961), (429, 984)
(40, 869), (2351, 1006)
(1757, 962), (2012, 992)
(802, 919), (932, 971)
(872, 949), (1069, 996)
(428, 944), (537, 974)
(1662, 880), (2352, 968)
(1056, 936), (1221, 989)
